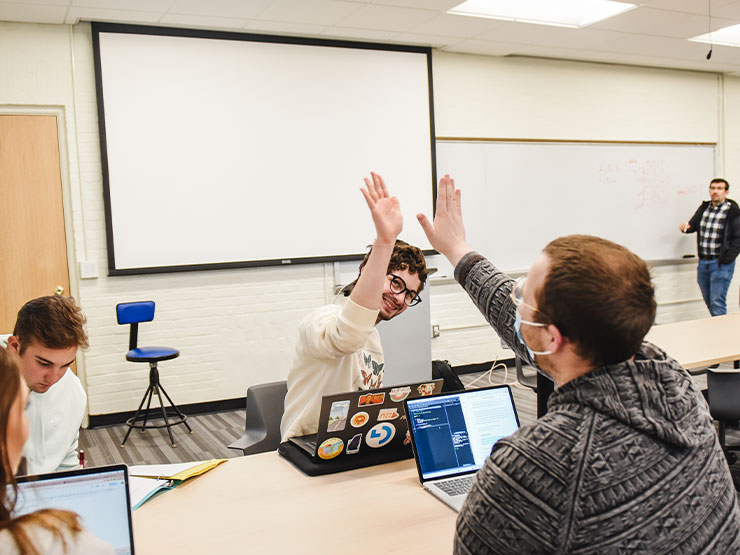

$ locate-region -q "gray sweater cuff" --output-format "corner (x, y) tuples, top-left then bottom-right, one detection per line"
(454, 251), (485, 285)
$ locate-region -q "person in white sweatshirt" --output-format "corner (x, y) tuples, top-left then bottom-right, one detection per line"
(2, 295), (88, 475)
(281, 172), (428, 441)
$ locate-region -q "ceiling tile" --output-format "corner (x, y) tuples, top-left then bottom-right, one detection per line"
(370, 0), (458, 9)
(73, 0), (170, 11)
(159, 13), (248, 30)
(642, 0), (737, 16)
(336, 4), (437, 32)
(388, 31), (450, 47)
(320, 26), (399, 41)
(169, 0), (272, 19)
(477, 21), (620, 51)
(712, 2), (740, 18)
(440, 38), (516, 57)
(0, 2), (67, 23)
(65, 6), (161, 24)
(590, 7), (713, 37)
(254, 0), (362, 26)
(5, 0), (69, 5)
(243, 19), (329, 35)
(407, 13), (503, 39)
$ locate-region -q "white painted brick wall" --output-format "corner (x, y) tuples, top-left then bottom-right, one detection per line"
(2, 23), (738, 417)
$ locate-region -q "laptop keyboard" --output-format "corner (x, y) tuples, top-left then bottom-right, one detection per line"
(436, 475), (476, 496)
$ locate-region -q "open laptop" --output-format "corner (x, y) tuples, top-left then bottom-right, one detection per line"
(405, 385), (520, 511)
(289, 379), (443, 462)
(14, 464), (135, 554)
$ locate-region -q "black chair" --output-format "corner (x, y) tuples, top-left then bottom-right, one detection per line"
(515, 354), (538, 392)
(228, 381), (287, 456)
(116, 301), (192, 447)
(707, 369), (740, 465)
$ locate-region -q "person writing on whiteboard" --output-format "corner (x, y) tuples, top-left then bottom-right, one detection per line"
(418, 174), (739, 554)
(1, 296), (88, 475)
(679, 178), (740, 316)
(280, 172), (427, 441)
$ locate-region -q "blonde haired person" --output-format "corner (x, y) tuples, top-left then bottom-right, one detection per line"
(0, 347), (113, 555)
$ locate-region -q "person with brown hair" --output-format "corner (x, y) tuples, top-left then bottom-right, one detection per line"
(417, 175), (740, 554)
(0, 347), (113, 554)
(281, 172), (428, 441)
(1, 296), (89, 474)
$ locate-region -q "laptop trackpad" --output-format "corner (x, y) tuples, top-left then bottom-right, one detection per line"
(425, 480), (470, 512)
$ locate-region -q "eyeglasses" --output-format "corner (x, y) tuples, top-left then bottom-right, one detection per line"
(510, 277), (546, 318)
(389, 274), (421, 307)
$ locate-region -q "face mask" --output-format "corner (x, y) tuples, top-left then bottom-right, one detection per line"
(514, 310), (552, 359)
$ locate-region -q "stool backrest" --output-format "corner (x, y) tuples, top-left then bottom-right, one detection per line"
(116, 301), (156, 352)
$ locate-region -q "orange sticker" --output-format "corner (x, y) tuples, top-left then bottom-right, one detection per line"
(351, 411), (370, 428)
(317, 437), (344, 460)
(358, 392), (385, 406)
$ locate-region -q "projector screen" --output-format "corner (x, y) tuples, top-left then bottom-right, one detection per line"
(92, 24), (435, 275)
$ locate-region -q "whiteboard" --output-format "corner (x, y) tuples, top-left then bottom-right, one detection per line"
(436, 141), (715, 272)
(92, 24), (434, 274)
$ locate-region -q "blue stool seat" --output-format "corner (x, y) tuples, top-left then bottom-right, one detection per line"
(126, 347), (179, 363)
(116, 301), (191, 448)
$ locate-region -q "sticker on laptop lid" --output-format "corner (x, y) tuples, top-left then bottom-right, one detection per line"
(327, 400), (350, 432)
(358, 392), (385, 406)
(377, 408), (399, 421)
(403, 430), (411, 446)
(389, 386), (411, 402)
(350, 411), (369, 428)
(317, 437), (344, 460)
(346, 433), (362, 455)
(417, 382), (437, 396)
(366, 423), (396, 448)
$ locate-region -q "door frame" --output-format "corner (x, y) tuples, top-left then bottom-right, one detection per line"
(1, 105), (89, 423)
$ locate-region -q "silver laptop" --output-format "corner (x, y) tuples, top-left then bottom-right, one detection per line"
(404, 385), (520, 511)
(14, 464), (135, 554)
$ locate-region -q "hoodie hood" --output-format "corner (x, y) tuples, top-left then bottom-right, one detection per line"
(549, 342), (713, 449)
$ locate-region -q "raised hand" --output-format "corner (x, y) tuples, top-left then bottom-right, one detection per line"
(417, 174), (472, 267)
(361, 172), (402, 245)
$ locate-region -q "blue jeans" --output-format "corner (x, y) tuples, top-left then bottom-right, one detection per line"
(697, 259), (735, 316)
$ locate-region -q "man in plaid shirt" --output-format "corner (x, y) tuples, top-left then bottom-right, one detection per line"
(680, 178), (740, 315)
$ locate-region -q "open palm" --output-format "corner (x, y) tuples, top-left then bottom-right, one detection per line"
(361, 172), (402, 244)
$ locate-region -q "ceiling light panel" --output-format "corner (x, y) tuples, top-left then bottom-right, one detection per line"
(448, 0), (636, 28)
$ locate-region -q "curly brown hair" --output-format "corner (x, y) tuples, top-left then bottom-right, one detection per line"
(0, 347), (83, 554)
(357, 239), (428, 292)
(13, 296), (88, 355)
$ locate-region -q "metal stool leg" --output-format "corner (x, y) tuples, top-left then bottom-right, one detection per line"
(158, 383), (193, 434)
(121, 383), (154, 447)
(121, 361), (189, 448)
(139, 384), (155, 433)
(154, 384), (177, 447)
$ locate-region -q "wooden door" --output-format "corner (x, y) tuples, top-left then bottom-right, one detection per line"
(0, 115), (70, 332)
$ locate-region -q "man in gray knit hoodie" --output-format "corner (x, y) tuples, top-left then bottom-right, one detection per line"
(417, 175), (740, 554)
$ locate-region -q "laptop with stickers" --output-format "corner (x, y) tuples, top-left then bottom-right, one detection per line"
(13, 464), (135, 554)
(405, 385), (520, 512)
(289, 379), (443, 463)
